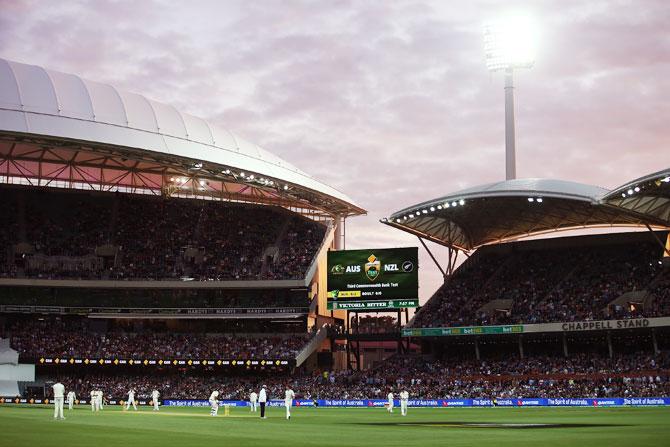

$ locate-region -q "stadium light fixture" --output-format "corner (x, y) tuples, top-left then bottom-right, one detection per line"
(662, 176), (670, 183)
(528, 197), (534, 202)
(536, 197), (543, 203)
(627, 189), (634, 195)
(459, 199), (465, 205)
(484, 14), (537, 180)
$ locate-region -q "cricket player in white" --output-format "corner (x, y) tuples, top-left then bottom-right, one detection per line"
(400, 390), (409, 416)
(125, 389), (138, 411)
(209, 391), (220, 416)
(152, 389), (160, 411)
(258, 385), (267, 419)
(67, 390), (76, 410)
(90, 390), (97, 412)
(249, 390), (258, 412)
(284, 387), (295, 420)
(387, 392), (394, 413)
(52, 382), (65, 420)
(97, 390), (104, 411)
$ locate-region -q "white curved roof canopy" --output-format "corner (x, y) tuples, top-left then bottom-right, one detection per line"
(603, 168), (670, 224)
(384, 177), (670, 250)
(0, 58), (364, 217)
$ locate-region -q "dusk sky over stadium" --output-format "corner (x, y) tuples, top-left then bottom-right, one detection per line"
(1, 0), (668, 302)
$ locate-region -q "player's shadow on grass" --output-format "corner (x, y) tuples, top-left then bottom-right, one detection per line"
(354, 422), (631, 429)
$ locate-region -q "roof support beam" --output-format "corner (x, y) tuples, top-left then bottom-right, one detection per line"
(417, 236), (447, 280)
(645, 223), (670, 257)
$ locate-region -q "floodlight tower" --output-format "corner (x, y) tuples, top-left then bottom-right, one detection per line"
(484, 16), (537, 180)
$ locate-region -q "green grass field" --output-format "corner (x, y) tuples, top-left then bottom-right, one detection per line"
(1, 405), (669, 447)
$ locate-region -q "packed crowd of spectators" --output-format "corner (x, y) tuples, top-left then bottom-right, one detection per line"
(0, 186), (325, 281)
(9, 319), (311, 360)
(40, 351), (670, 400)
(412, 237), (668, 328)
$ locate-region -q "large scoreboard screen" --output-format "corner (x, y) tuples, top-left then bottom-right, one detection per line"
(327, 247), (418, 310)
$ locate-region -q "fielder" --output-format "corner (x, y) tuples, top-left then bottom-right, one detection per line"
(125, 388), (138, 411)
(52, 381), (65, 420)
(387, 391), (394, 413)
(152, 389), (160, 411)
(400, 390), (409, 416)
(97, 390), (104, 411)
(67, 390), (76, 410)
(90, 390), (97, 412)
(249, 390), (258, 412)
(284, 386), (295, 420)
(209, 390), (220, 416)
(258, 385), (267, 419)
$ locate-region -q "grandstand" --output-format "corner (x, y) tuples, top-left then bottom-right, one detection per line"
(0, 57), (364, 401)
(378, 173), (670, 391)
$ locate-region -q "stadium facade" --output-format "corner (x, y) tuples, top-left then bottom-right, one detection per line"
(0, 57), (367, 399)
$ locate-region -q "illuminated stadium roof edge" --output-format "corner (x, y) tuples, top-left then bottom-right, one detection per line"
(383, 173), (670, 251)
(0, 58), (365, 218)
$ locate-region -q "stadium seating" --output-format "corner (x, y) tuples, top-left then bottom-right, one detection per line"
(8, 319), (310, 360)
(0, 185), (325, 281)
(37, 351), (670, 400)
(412, 233), (668, 327)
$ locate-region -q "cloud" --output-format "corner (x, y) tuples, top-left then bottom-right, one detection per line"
(0, 0), (668, 302)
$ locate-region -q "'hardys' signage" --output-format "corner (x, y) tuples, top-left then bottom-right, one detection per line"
(403, 317), (670, 337)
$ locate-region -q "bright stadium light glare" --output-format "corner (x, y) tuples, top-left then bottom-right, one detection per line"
(484, 13), (538, 181)
(484, 14), (537, 72)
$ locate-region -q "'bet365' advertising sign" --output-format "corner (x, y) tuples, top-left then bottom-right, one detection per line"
(327, 247), (418, 310)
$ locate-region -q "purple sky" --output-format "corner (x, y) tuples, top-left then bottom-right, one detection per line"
(1, 0), (668, 302)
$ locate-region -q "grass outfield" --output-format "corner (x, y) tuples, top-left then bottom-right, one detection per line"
(1, 405), (669, 447)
